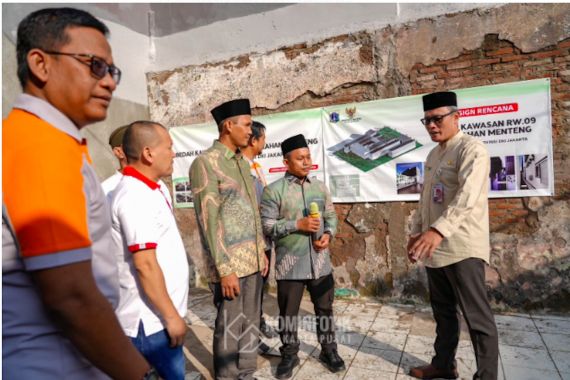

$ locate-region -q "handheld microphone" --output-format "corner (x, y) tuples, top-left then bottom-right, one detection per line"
(309, 202), (320, 219)
(309, 202), (323, 242)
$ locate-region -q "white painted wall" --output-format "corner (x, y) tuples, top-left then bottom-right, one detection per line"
(152, 3), (501, 72)
(105, 20), (151, 106)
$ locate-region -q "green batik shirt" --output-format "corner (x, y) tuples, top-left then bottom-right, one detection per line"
(190, 140), (265, 282)
(260, 172), (337, 280)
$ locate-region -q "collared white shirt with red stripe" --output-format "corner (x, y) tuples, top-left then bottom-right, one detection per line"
(110, 166), (189, 337)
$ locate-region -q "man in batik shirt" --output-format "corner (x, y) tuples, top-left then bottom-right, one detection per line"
(190, 98), (268, 380)
(260, 134), (345, 379)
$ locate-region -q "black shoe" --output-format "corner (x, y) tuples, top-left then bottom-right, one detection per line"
(275, 355), (300, 379)
(319, 349), (345, 373)
(260, 321), (278, 339)
(258, 341), (272, 355)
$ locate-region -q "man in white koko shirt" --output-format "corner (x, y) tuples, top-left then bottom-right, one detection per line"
(408, 91), (498, 380)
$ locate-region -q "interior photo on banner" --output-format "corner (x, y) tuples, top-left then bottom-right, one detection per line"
(170, 107), (324, 208)
(322, 78), (553, 202)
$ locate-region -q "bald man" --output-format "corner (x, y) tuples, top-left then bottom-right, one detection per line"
(110, 121), (189, 379)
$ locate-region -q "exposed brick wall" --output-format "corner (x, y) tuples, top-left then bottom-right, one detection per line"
(409, 34), (570, 233)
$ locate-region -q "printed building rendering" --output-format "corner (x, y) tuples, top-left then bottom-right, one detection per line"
(329, 127), (420, 172)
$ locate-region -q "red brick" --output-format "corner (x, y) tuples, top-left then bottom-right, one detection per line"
(493, 63), (519, 72)
(419, 66), (444, 74)
(531, 50), (564, 59)
(435, 72), (452, 79)
(450, 69), (474, 77)
(473, 58), (500, 66)
(558, 39), (570, 49)
(420, 79), (445, 87)
(523, 58), (553, 67)
(447, 61), (472, 70)
(417, 74), (435, 82)
(493, 76), (521, 84)
(501, 55), (526, 63)
(486, 47), (514, 56)
(513, 209), (529, 217)
(489, 210), (507, 218)
(552, 92), (570, 101)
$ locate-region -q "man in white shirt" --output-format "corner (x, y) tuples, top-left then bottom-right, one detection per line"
(102, 124), (128, 197)
(110, 120), (189, 379)
(103, 124), (169, 201)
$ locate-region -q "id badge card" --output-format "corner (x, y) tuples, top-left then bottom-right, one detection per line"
(432, 183), (444, 204)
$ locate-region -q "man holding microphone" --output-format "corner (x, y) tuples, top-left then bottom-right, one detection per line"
(260, 134), (345, 379)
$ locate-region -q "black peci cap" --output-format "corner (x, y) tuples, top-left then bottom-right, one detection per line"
(281, 134), (308, 156)
(211, 98), (251, 125)
(422, 91), (457, 111)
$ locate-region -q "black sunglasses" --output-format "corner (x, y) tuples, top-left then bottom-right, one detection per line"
(420, 110), (456, 126)
(44, 51), (122, 84)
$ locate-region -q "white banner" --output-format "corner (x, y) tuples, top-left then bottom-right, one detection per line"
(322, 79), (553, 202)
(170, 79), (553, 206)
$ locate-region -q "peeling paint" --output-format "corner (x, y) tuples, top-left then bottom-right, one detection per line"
(148, 36), (375, 126)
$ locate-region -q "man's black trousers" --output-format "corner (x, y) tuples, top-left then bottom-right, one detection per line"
(427, 258), (499, 380)
(277, 273), (337, 357)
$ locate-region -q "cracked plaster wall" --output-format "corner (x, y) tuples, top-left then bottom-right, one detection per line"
(148, 34), (376, 127)
(148, 3), (570, 311)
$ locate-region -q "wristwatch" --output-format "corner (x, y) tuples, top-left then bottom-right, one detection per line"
(142, 367), (159, 380)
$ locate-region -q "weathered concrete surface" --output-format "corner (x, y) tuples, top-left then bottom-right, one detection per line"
(147, 3), (570, 311)
(2, 34), (20, 118)
(147, 33), (376, 127)
(489, 199), (570, 311)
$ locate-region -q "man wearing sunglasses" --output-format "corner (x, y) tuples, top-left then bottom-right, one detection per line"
(3, 8), (153, 380)
(407, 91), (498, 380)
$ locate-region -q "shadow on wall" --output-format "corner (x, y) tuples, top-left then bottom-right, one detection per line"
(488, 254), (570, 312)
(334, 252), (570, 313)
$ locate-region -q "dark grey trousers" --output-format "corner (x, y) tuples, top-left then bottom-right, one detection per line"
(259, 249), (272, 326)
(210, 272), (262, 380)
(426, 258), (499, 380)
(277, 273), (337, 357)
